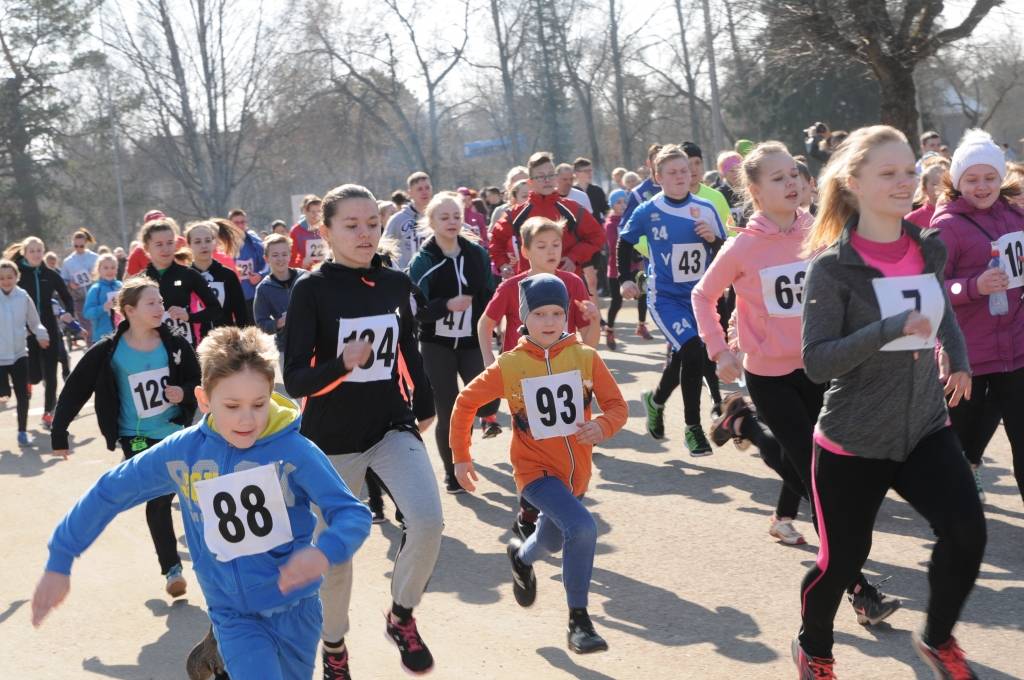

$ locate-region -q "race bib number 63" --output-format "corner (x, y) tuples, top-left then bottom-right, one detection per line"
(521, 370), (584, 440)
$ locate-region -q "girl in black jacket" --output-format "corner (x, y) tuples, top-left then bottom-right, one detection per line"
(3, 236), (74, 426)
(137, 218), (222, 347)
(185, 220), (247, 335)
(51, 276), (200, 597)
(407, 192), (500, 492)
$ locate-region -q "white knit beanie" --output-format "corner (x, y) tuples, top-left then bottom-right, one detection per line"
(950, 129), (1005, 189)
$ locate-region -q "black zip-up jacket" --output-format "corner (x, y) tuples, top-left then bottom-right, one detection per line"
(192, 259), (247, 332)
(17, 260), (73, 337)
(143, 262), (222, 346)
(283, 255), (435, 454)
(50, 321), (200, 451)
(407, 235), (496, 349)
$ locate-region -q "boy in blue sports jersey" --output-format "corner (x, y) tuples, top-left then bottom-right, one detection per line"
(618, 144), (727, 455)
(32, 325), (372, 680)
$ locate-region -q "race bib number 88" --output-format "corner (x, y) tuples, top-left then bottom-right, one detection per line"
(521, 370), (584, 440)
(195, 463), (293, 562)
(871, 274), (944, 351)
(336, 313), (400, 382)
(671, 243), (707, 283)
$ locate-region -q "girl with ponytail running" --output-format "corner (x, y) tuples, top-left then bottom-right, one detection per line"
(792, 125), (985, 680)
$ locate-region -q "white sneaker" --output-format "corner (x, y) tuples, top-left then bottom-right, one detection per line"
(769, 515), (806, 546)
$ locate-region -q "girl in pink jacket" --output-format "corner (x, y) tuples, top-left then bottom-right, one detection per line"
(692, 142), (898, 622)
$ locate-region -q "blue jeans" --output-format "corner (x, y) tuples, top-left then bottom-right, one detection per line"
(517, 475), (597, 608)
(211, 596), (322, 680)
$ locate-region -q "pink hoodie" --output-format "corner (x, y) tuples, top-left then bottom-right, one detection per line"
(692, 210), (813, 377)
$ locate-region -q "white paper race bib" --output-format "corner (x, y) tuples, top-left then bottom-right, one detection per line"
(128, 367), (172, 419)
(435, 308), (471, 338)
(106, 291), (118, 305)
(872, 274), (944, 351)
(207, 281), (225, 306)
(671, 243), (707, 283)
(759, 261), (807, 317)
(336, 313), (400, 382)
(521, 370), (585, 440)
(72, 270), (92, 287)
(306, 239), (326, 262)
(995, 232), (1024, 290)
(236, 259), (254, 278)
(162, 312), (193, 345)
(195, 463), (293, 562)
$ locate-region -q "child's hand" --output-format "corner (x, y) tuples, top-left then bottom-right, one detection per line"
(560, 257), (576, 273)
(31, 571), (70, 627)
(620, 281), (639, 300)
(59, 312), (73, 324)
(575, 299), (599, 324)
(715, 350), (743, 384)
(944, 370), (972, 408)
(694, 221), (717, 243)
(902, 311), (932, 339)
(167, 306), (189, 322)
(164, 385), (184, 404)
(455, 461), (477, 492)
(277, 547), (329, 594)
(417, 416), (435, 433)
(103, 300), (113, 312)
(342, 340), (373, 371)
(247, 273), (263, 286)
(574, 421), (605, 445)
(447, 295), (473, 312)
(37, 338), (50, 350)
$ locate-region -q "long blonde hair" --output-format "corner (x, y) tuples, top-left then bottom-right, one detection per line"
(802, 125), (908, 256)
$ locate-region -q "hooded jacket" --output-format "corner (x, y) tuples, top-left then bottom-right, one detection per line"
(283, 255), (435, 454)
(692, 210), (813, 376)
(488, 192), (605, 273)
(254, 268), (307, 351)
(450, 333), (627, 496)
(289, 218), (326, 269)
(0, 286), (48, 364)
(83, 278), (124, 339)
(933, 196), (1024, 376)
(235, 229), (268, 300)
(46, 394), (372, 615)
(17, 259), (73, 339)
(407, 234), (496, 349)
(143, 261), (223, 347)
(191, 259), (248, 333)
(50, 321), (201, 451)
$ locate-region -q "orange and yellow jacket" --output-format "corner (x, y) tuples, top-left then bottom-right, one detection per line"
(450, 333), (627, 496)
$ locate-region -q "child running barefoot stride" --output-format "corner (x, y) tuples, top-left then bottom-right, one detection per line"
(450, 273), (627, 654)
(33, 326), (372, 680)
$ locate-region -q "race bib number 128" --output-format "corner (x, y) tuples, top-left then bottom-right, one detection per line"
(195, 463), (293, 562)
(521, 370), (585, 440)
(336, 314), (400, 382)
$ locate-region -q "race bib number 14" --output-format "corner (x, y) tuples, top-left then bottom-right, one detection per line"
(521, 370), (584, 440)
(195, 463), (293, 562)
(872, 274), (944, 351)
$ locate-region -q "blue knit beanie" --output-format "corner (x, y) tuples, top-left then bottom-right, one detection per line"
(609, 189), (627, 208)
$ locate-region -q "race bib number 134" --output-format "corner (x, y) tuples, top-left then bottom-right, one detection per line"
(336, 314), (400, 382)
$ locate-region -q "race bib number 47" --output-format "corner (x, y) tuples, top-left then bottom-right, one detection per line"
(336, 313), (400, 382)
(521, 370), (584, 440)
(872, 274), (944, 351)
(670, 242), (707, 283)
(195, 463), (293, 562)
(760, 261), (807, 317)
(435, 308), (470, 338)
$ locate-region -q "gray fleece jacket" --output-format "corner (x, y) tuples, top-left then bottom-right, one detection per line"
(801, 219), (969, 462)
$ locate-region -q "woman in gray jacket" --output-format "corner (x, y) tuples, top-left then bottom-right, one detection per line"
(791, 126), (985, 680)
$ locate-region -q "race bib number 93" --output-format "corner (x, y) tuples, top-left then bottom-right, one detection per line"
(521, 370), (585, 440)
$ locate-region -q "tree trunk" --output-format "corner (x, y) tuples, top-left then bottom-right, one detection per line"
(533, 0), (567, 160)
(608, 0), (632, 166)
(701, 0), (725, 155)
(3, 78), (44, 237)
(674, 0), (702, 148)
(490, 0), (523, 161)
(875, 58), (920, 145)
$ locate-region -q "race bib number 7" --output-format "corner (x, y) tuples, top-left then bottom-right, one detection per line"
(195, 463), (293, 562)
(872, 274), (944, 352)
(759, 261), (807, 317)
(671, 242), (707, 283)
(995, 232), (1024, 290)
(521, 370), (584, 440)
(336, 313), (400, 382)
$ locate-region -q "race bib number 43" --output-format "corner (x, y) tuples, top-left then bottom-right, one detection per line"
(671, 243), (707, 283)
(760, 261), (807, 317)
(336, 314), (399, 382)
(129, 367), (171, 419)
(521, 370), (584, 440)
(872, 274), (944, 351)
(195, 463), (293, 562)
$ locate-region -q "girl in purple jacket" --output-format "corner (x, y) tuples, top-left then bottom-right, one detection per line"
(933, 129), (1024, 506)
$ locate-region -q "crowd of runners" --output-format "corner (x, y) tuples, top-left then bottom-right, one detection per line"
(3, 122), (1021, 680)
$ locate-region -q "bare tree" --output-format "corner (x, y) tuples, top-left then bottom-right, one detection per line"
(927, 35), (1024, 129)
(477, 0), (529, 161)
(105, 0), (279, 217)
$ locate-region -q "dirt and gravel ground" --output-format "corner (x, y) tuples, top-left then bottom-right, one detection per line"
(2, 305), (1021, 679)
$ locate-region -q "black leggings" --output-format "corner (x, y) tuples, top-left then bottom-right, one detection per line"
(652, 337), (720, 425)
(798, 427), (986, 658)
(735, 416), (805, 520)
(606, 285), (647, 327)
(420, 342), (498, 480)
(950, 367), (1023, 503)
(28, 332), (60, 413)
(119, 437), (182, 575)
(0, 357), (30, 432)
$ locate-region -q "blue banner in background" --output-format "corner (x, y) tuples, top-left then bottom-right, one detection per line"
(463, 134), (527, 159)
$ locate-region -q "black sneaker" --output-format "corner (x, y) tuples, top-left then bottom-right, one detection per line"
(323, 647), (352, 680)
(444, 476), (465, 495)
(507, 538), (536, 607)
(709, 392), (752, 447)
(567, 612), (608, 654)
(481, 419), (502, 439)
(511, 516), (536, 541)
(185, 626), (226, 680)
(385, 614), (434, 674)
(371, 509), (386, 524)
(849, 577), (901, 626)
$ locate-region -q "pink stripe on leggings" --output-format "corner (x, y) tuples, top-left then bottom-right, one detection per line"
(801, 445), (830, 616)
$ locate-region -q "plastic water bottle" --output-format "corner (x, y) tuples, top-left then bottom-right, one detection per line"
(988, 248), (1008, 316)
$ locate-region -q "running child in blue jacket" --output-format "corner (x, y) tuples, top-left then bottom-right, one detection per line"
(32, 325), (372, 680)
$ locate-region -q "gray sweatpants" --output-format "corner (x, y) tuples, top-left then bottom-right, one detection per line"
(315, 429), (444, 642)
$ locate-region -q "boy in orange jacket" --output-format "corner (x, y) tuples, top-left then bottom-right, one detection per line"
(449, 273), (627, 654)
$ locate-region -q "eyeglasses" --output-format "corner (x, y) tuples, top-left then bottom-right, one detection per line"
(531, 173), (556, 182)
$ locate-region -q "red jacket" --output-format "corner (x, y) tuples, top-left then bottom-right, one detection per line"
(488, 192), (604, 273)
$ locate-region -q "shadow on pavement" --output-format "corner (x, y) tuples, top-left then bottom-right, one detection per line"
(0, 448), (62, 477)
(535, 646), (618, 679)
(0, 599), (27, 625)
(81, 598), (208, 679)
